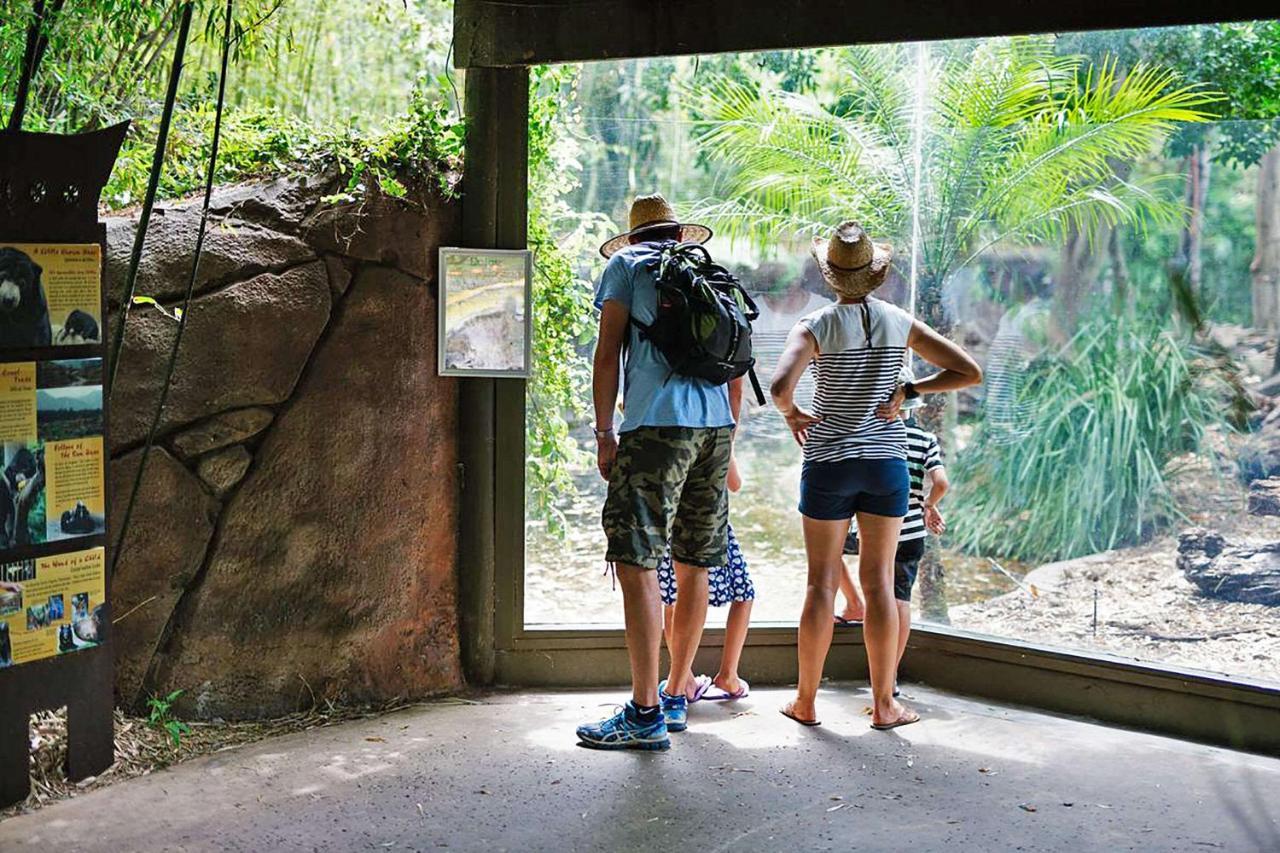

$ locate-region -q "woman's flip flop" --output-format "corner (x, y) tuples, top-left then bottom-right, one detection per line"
(833, 616), (863, 627)
(780, 702), (821, 727)
(659, 674), (714, 703)
(703, 678), (750, 701)
(870, 710), (920, 731)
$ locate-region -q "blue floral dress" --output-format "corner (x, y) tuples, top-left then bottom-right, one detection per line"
(657, 523), (755, 606)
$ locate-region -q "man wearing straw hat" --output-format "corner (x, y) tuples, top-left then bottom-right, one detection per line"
(770, 221), (981, 730)
(576, 195), (738, 751)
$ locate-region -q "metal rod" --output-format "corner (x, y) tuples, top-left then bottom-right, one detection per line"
(110, 0), (233, 578)
(106, 2), (195, 395)
(6, 0), (67, 132)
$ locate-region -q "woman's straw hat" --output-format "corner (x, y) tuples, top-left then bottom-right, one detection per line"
(599, 194), (713, 259)
(810, 221), (893, 299)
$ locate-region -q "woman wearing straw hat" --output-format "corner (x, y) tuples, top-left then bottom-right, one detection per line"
(769, 221), (981, 730)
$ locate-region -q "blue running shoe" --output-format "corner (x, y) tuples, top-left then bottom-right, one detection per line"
(576, 702), (670, 751)
(660, 688), (688, 732)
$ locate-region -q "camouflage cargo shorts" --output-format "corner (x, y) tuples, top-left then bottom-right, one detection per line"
(602, 426), (733, 570)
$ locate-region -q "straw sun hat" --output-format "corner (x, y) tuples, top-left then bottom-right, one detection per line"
(599, 194), (713, 259)
(810, 221), (893, 299)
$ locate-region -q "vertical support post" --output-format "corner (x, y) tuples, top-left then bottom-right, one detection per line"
(458, 66), (530, 685)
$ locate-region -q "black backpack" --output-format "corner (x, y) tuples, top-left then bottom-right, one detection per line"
(634, 241), (766, 405)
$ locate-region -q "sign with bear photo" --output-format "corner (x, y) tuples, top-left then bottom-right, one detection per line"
(0, 355), (106, 668)
(0, 358), (105, 551)
(0, 243), (103, 349)
(0, 547), (106, 668)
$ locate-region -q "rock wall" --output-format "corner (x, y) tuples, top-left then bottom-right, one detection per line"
(105, 172), (463, 718)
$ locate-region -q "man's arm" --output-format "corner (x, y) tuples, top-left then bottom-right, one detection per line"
(770, 325), (821, 446)
(592, 299), (630, 480)
(729, 375), (744, 423)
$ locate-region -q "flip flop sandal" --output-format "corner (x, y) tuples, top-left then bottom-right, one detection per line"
(781, 704), (821, 727)
(659, 674), (714, 703)
(870, 710), (920, 731)
(703, 678), (750, 701)
(833, 616), (863, 627)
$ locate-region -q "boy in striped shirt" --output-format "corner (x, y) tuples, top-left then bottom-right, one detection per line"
(836, 373), (949, 689)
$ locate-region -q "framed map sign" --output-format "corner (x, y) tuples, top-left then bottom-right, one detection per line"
(438, 248), (532, 378)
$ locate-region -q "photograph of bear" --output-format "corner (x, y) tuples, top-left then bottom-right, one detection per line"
(58, 623), (76, 653)
(0, 247), (52, 348)
(55, 309), (100, 344)
(1, 443), (44, 550)
(0, 621), (11, 667)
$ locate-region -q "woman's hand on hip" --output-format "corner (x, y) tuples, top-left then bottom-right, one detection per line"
(876, 385), (906, 421)
(782, 406), (821, 446)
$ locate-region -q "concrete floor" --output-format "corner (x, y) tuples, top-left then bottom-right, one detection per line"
(1, 684), (1277, 852)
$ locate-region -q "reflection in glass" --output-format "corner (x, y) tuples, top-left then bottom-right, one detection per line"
(524, 24), (1280, 686)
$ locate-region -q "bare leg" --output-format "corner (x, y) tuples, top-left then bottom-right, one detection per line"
(837, 557), (866, 622)
(788, 516), (850, 722)
(714, 599), (753, 693)
(616, 563), (663, 708)
(895, 600), (911, 670)
(662, 602), (699, 698)
(664, 561), (708, 698)
(857, 512), (910, 725)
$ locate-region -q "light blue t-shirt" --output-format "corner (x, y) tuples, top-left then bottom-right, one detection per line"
(594, 243), (734, 433)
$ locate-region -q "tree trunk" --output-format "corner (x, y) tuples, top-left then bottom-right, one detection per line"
(1183, 145), (1212, 298)
(1110, 227), (1132, 316)
(913, 271), (951, 623)
(1055, 222), (1108, 334)
(1252, 146), (1280, 354)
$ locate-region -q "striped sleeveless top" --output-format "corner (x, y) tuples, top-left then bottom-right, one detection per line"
(795, 298), (915, 463)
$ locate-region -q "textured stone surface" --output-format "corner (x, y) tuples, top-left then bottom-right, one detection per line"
(171, 407), (275, 460)
(109, 261), (331, 450)
(1177, 528), (1280, 606)
(104, 172), (462, 715)
(1248, 478), (1280, 516)
(151, 266), (461, 718)
(303, 187), (460, 282)
(108, 447), (220, 708)
(207, 172), (336, 230)
(197, 445), (253, 497)
(323, 254), (354, 297)
(1238, 408), (1280, 483)
(106, 210), (315, 305)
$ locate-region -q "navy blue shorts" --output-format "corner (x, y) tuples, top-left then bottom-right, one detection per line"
(799, 457), (910, 520)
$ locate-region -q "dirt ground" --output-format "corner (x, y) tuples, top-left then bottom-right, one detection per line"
(951, 451), (1280, 683)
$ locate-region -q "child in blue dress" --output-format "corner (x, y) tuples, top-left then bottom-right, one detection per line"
(658, 452), (754, 702)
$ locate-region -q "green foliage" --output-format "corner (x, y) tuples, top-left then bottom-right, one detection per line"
(948, 316), (1235, 563)
(689, 38), (1217, 286)
(527, 65), (594, 535)
(1, 0), (286, 132)
(146, 689), (191, 748)
(101, 84), (462, 212)
(2, 2), (462, 209)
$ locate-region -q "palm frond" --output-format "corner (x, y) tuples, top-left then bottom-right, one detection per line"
(965, 59), (1220, 252)
(687, 74), (909, 246)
